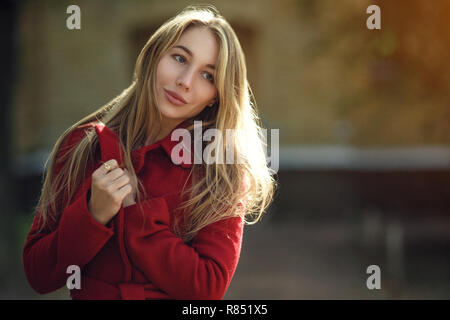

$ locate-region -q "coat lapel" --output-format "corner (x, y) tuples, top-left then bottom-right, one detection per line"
(94, 123), (124, 166)
(93, 122), (133, 283)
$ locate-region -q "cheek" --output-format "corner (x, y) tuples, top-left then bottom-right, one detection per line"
(193, 89), (214, 108)
(204, 87), (218, 104)
(156, 57), (173, 83)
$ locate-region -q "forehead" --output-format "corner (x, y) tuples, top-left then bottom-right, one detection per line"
(173, 26), (219, 65)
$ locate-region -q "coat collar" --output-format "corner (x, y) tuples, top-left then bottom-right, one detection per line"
(93, 121), (193, 173)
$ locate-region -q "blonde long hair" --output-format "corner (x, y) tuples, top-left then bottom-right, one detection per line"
(35, 4), (276, 243)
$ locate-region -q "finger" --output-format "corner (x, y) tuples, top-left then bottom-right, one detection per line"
(102, 159), (119, 174)
(123, 168), (137, 184)
(110, 174), (130, 191)
(114, 184), (132, 200)
(93, 161), (115, 179)
(105, 167), (125, 181)
(123, 169), (135, 183)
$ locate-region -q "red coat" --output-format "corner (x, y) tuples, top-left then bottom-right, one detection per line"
(22, 122), (244, 300)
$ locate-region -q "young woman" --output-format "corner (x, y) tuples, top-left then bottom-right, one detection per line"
(23, 5), (275, 300)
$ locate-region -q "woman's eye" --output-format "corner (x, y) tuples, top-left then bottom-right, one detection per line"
(173, 55), (185, 63)
(203, 72), (214, 82)
(173, 54), (213, 83)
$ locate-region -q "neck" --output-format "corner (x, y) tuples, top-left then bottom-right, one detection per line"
(146, 118), (184, 145)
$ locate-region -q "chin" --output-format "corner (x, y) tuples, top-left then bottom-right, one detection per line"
(157, 106), (189, 124)
(159, 105), (183, 118)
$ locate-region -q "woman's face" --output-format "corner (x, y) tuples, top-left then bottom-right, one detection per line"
(155, 26), (219, 129)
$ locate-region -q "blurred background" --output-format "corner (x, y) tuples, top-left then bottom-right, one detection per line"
(1, 0), (450, 299)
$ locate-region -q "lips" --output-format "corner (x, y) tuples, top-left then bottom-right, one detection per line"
(164, 89), (187, 105)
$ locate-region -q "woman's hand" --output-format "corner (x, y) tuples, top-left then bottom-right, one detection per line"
(88, 159), (134, 225)
(122, 168), (137, 208)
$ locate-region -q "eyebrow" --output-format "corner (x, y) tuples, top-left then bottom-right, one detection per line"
(173, 45), (216, 70)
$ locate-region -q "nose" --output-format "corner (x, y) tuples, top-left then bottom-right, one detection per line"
(176, 67), (195, 90)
